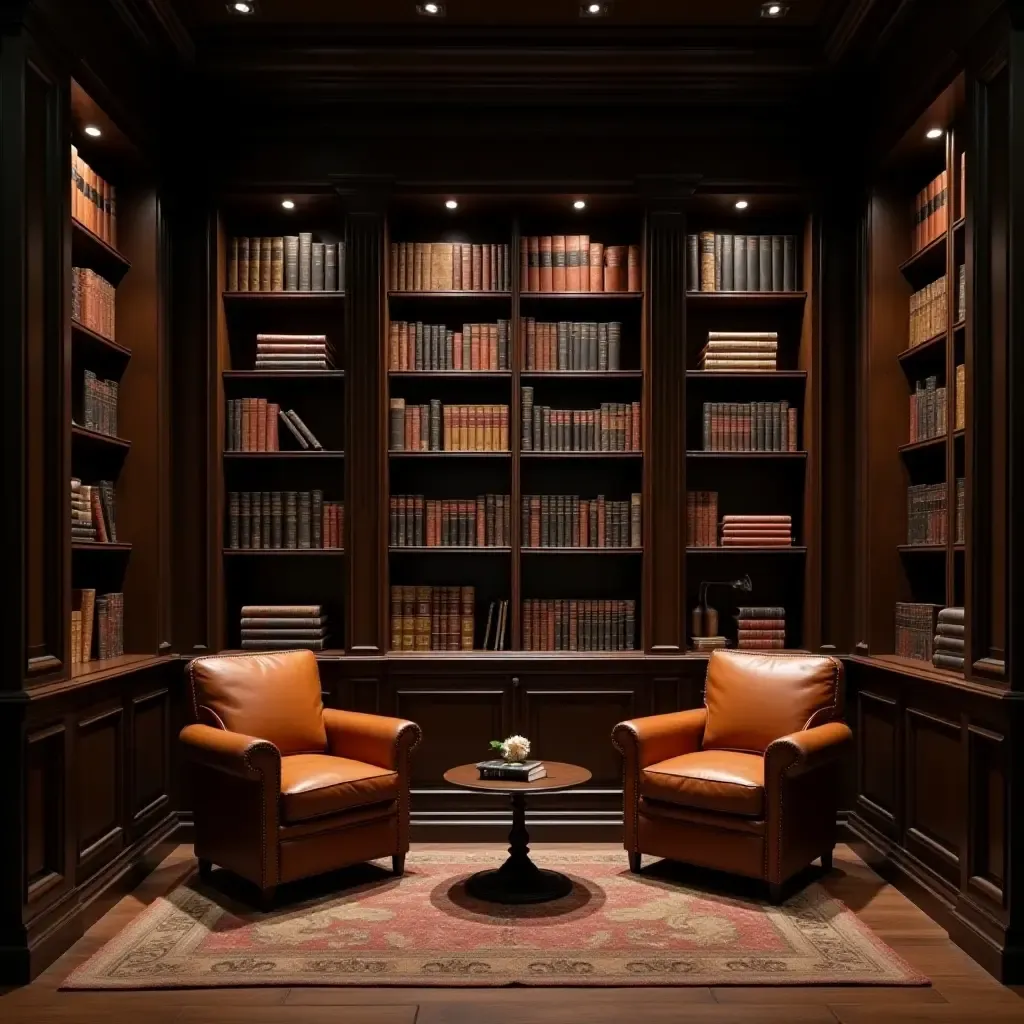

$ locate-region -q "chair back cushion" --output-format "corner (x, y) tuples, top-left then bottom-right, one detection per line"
(702, 651), (842, 754)
(187, 650), (327, 755)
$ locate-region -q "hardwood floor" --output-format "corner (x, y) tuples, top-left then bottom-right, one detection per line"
(1, 843), (1021, 1023)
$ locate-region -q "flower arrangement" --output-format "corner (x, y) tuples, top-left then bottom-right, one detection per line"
(489, 734), (531, 764)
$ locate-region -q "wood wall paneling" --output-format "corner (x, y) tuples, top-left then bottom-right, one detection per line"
(856, 689), (899, 835)
(966, 723), (1006, 908)
(24, 724), (66, 907)
(129, 688), (170, 830)
(74, 705), (124, 879)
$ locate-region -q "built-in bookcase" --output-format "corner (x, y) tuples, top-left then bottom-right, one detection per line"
(67, 80), (167, 678)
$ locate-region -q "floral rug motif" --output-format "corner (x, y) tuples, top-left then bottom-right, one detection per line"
(62, 850), (927, 988)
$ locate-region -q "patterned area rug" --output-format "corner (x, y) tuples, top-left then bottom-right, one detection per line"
(62, 850), (927, 988)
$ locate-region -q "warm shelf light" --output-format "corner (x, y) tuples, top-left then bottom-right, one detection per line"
(761, 2), (788, 16)
(735, 200), (749, 210)
(229, 1), (254, 12)
(417, 2), (445, 14)
(84, 125), (102, 138)
(580, 2), (610, 16)
(926, 128), (944, 139)
(573, 200), (586, 210)
(445, 199), (458, 210)
(281, 199), (295, 210)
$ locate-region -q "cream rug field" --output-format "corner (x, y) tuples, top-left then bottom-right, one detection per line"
(62, 850), (927, 988)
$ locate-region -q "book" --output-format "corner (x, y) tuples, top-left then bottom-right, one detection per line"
(908, 276), (947, 347)
(520, 236), (637, 292)
(688, 234), (799, 293)
(391, 241), (511, 292)
(522, 598), (636, 651)
(70, 146), (117, 246)
(72, 267), (116, 340)
(388, 585), (477, 651)
(895, 602), (942, 662)
(476, 760), (547, 782)
(701, 401), (794, 451)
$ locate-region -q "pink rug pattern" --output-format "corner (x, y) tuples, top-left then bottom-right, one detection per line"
(62, 850), (927, 988)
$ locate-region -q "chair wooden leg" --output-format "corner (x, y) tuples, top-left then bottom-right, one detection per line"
(393, 854), (406, 877)
(821, 848), (834, 872)
(197, 858), (213, 880)
(259, 886), (277, 912)
(628, 852), (642, 873)
(768, 882), (784, 905)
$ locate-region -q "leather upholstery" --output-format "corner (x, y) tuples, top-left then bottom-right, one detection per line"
(181, 651), (420, 901)
(614, 652), (851, 892)
(642, 750), (764, 817)
(279, 754), (399, 823)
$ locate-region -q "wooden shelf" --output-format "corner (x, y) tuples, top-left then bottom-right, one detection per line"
(223, 450), (344, 459)
(389, 546), (511, 554)
(521, 451), (642, 459)
(953, 319), (966, 332)
(686, 370), (807, 380)
(687, 546), (807, 554)
(953, 216), (965, 233)
(954, 428), (965, 440)
(68, 653), (172, 684)
(686, 450), (807, 459)
(223, 290), (344, 302)
(520, 291), (642, 300)
(71, 218), (131, 282)
(521, 371), (642, 379)
(522, 547), (643, 555)
(72, 424), (131, 451)
(854, 654), (965, 686)
(897, 331), (946, 365)
(385, 649), (646, 660)
(72, 541), (132, 552)
(685, 291), (807, 306)
(897, 544), (947, 554)
(388, 290), (510, 299)
(389, 450), (510, 458)
(388, 371), (511, 379)
(898, 435), (946, 456)
(71, 319), (131, 359)
(223, 548), (344, 556)
(899, 233), (946, 281)
(223, 370), (344, 380)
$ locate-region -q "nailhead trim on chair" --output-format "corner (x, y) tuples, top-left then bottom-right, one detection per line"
(611, 723), (640, 852)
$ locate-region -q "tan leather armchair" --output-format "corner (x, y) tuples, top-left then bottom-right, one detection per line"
(180, 650), (420, 907)
(613, 651), (851, 902)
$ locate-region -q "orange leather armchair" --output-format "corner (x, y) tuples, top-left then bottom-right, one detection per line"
(180, 650), (420, 906)
(613, 651), (851, 901)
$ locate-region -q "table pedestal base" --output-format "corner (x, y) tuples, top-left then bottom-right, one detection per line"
(464, 791), (573, 905)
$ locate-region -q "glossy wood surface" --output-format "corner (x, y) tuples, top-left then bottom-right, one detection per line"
(443, 761), (591, 793)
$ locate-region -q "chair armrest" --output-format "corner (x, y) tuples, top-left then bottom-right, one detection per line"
(323, 708), (421, 771)
(765, 721), (852, 780)
(612, 709), (707, 769)
(179, 723), (280, 780)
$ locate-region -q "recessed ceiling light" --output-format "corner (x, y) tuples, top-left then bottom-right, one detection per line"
(580, 2), (610, 16)
(761, 2), (788, 17)
(926, 128), (944, 139)
(445, 199), (458, 210)
(84, 125), (102, 137)
(573, 200), (586, 210)
(281, 199), (295, 210)
(735, 200), (749, 210)
(416, 2), (445, 14)
(229, 1), (254, 12)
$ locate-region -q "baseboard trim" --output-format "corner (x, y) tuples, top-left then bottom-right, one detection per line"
(842, 814), (1022, 983)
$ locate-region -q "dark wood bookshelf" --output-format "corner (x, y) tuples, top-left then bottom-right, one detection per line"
(388, 371), (511, 379)
(222, 450), (345, 459)
(389, 546), (512, 554)
(223, 548), (344, 556)
(71, 217), (131, 282)
(521, 451), (642, 459)
(222, 370), (344, 381)
(71, 318), (131, 359)
(898, 232), (946, 280)
(522, 371), (643, 380)
(71, 541), (133, 552)
(897, 332), (946, 365)
(222, 290), (344, 302)
(685, 290), (807, 306)
(685, 370), (807, 380)
(389, 450), (511, 458)
(519, 291), (643, 300)
(897, 435), (947, 456)
(521, 547), (644, 555)
(897, 544), (947, 554)
(686, 450), (807, 459)
(72, 423), (131, 451)
(686, 546), (808, 555)
(387, 290), (510, 299)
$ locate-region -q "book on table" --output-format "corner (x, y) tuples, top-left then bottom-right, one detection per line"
(476, 760), (548, 782)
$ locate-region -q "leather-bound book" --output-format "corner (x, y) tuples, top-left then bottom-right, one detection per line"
(714, 234), (723, 291)
(471, 244), (482, 290)
(285, 410), (322, 449)
(296, 491), (311, 549)
(298, 232), (313, 291)
(771, 235), (783, 291)
(540, 236), (553, 292)
(284, 235), (299, 291)
(606, 245), (626, 292)
(733, 234), (746, 291)
(311, 489), (323, 548)
(311, 241), (325, 291)
(746, 235), (759, 291)
(552, 235), (566, 292)
(565, 235), (580, 291)
(247, 238), (262, 292)
(237, 236), (250, 292)
(324, 242), (338, 291)
(239, 492), (252, 548)
(758, 235), (772, 292)
(261, 491), (271, 548)
(251, 489), (262, 549)
(271, 490), (283, 548)
(481, 243), (492, 291)
(279, 407), (310, 449)
(228, 237), (239, 292)
(255, 398), (268, 451)
(271, 236), (284, 291)
(699, 232), (715, 291)
(721, 235), (734, 291)
(627, 244), (641, 291)
(783, 235), (796, 291)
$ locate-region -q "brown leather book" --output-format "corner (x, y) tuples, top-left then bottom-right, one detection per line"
(627, 244), (641, 291)
(540, 236), (553, 292)
(482, 243), (492, 291)
(528, 236), (540, 291)
(520, 239), (529, 293)
(589, 242), (604, 291)
(552, 235), (566, 292)
(565, 235), (580, 291)
(471, 244), (482, 290)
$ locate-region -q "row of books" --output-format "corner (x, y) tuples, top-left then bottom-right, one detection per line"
(895, 602), (941, 662)
(701, 401), (798, 452)
(388, 320), (510, 372)
(909, 276), (947, 347)
(906, 483), (947, 545)
(239, 605), (331, 650)
(388, 400), (510, 452)
(227, 491), (344, 550)
(698, 332), (778, 372)
(912, 171), (949, 254)
(225, 399), (323, 452)
(389, 495), (511, 548)
(736, 606), (786, 650)
(389, 242), (511, 293)
(82, 371), (119, 438)
(521, 390), (641, 451)
(71, 146), (117, 246)
(255, 333), (334, 371)
(688, 233), (798, 293)
(955, 477), (965, 544)
(955, 364), (965, 431)
(686, 491), (719, 548)
(957, 264), (966, 323)
(932, 606), (964, 672)
(228, 235), (344, 293)
(720, 515), (793, 548)
(72, 267), (116, 340)
(522, 494), (641, 549)
(521, 238), (639, 293)
(71, 590), (123, 664)
(522, 319), (624, 372)
(522, 599), (637, 651)
(71, 478), (118, 543)
(908, 376), (947, 442)
(389, 586), (511, 651)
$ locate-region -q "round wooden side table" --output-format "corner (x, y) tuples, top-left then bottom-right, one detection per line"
(443, 761), (592, 904)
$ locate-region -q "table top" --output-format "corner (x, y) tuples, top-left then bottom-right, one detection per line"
(444, 761), (592, 793)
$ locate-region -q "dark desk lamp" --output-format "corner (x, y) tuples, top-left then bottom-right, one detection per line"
(692, 574), (753, 638)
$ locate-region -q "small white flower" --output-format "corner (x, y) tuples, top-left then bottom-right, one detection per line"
(501, 735), (531, 762)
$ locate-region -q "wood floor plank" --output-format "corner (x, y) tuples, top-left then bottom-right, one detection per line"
(286, 987), (715, 1006)
(177, 1007), (419, 1024)
(711, 985), (945, 1004)
(832, 1006), (1024, 1023)
(416, 1004), (840, 1024)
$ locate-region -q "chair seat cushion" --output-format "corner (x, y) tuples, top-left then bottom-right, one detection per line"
(280, 754), (399, 824)
(641, 750), (765, 817)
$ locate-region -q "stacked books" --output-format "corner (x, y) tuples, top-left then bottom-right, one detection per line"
(477, 759), (547, 782)
(228, 235), (344, 293)
(908, 376), (947, 442)
(698, 332), (778, 371)
(95, 593), (124, 659)
(72, 590), (124, 663)
(906, 483), (947, 545)
(389, 241), (511, 292)
(688, 233), (798, 292)
(522, 599), (636, 652)
(71, 146), (116, 245)
(72, 267), (116, 339)
(736, 606), (786, 650)
(228, 491), (343, 550)
(932, 606), (965, 672)
(955, 478), (965, 544)
(686, 491), (719, 547)
(522, 494), (641, 548)
(521, 237), (639, 292)
(957, 264), (966, 323)
(389, 585), (478, 651)
(521, 391), (641, 452)
(71, 478), (117, 543)
(692, 636), (728, 652)
(912, 171), (948, 253)
(909, 276), (947, 346)
(256, 333), (333, 371)
(895, 602), (942, 662)
(721, 515), (792, 548)
(955, 364), (965, 430)
(389, 401), (509, 452)
(701, 401), (797, 451)
(70, 589), (96, 664)
(390, 495), (511, 548)
(240, 605), (329, 650)
(225, 400), (322, 451)
(522, 319), (623, 371)
(82, 370), (119, 437)
(389, 321), (509, 371)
